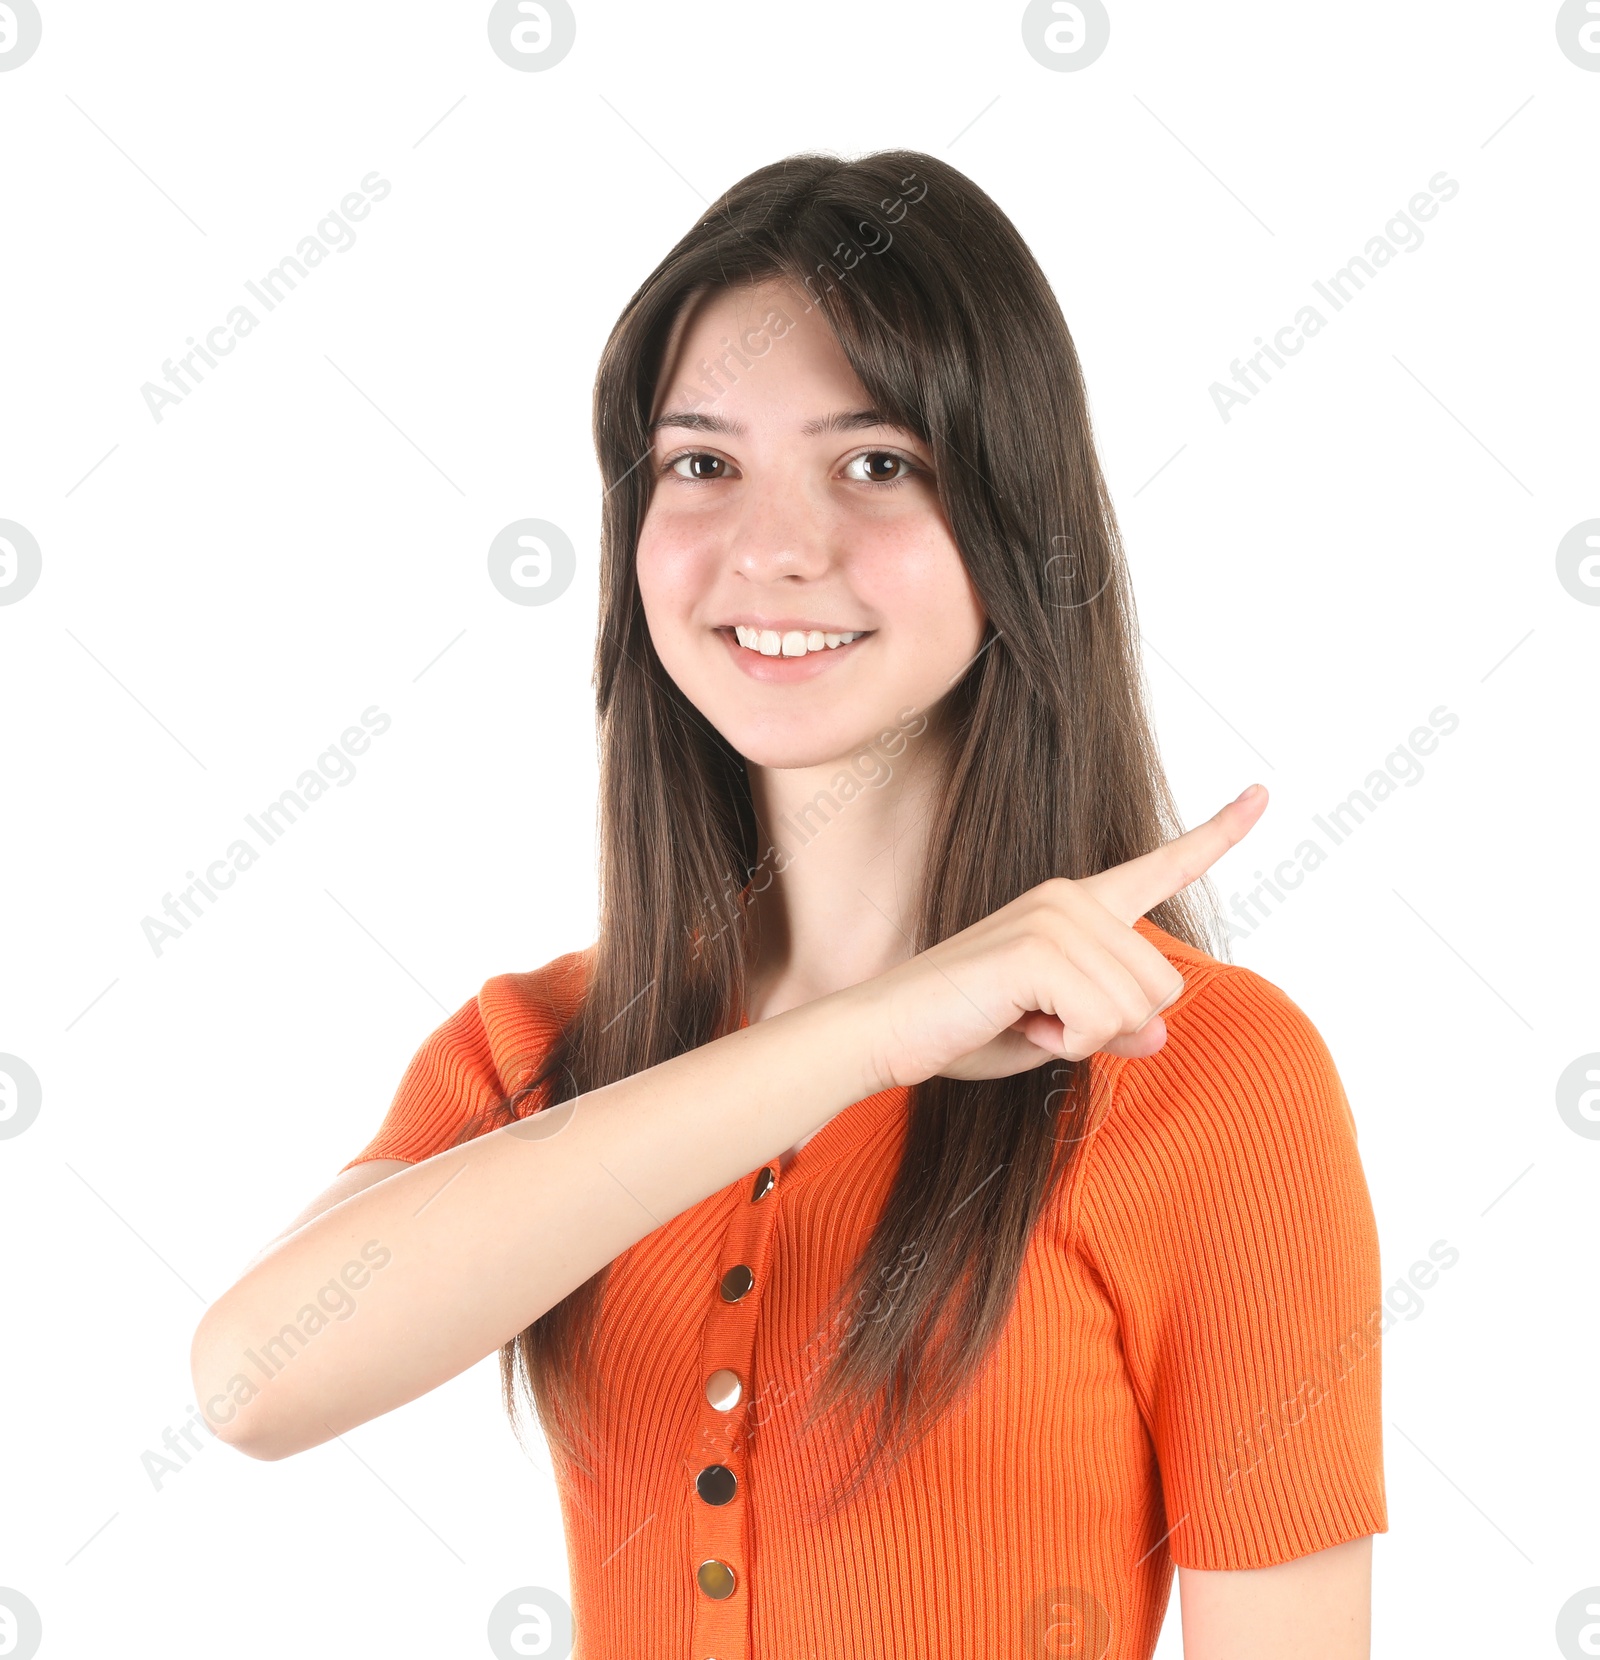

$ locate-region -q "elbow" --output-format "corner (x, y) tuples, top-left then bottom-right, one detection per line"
(189, 1303), (307, 1463)
(211, 1427), (295, 1463)
(206, 1413), (300, 1463)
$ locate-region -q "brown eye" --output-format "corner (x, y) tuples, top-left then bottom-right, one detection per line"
(845, 449), (922, 486)
(667, 452), (728, 481)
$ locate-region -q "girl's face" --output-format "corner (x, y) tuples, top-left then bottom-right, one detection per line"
(636, 279), (988, 771)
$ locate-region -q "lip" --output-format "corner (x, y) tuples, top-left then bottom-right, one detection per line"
(714, 624), (873, 682)
(718, 617), (873, 634)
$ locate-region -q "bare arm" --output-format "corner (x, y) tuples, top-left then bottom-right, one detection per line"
(1179, 1537), (1372, 1659)
(235, 1158), (413, 1278)
(191, 985), (886, 1462)
(195, 789), (1262, 1463)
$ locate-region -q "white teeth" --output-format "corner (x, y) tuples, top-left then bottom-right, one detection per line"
(731, 625), (864, 656)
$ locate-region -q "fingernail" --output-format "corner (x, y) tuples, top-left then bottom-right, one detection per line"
(1235, 783), (1263, 804)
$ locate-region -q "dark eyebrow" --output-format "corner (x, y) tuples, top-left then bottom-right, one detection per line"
(647, 408), (914, 440)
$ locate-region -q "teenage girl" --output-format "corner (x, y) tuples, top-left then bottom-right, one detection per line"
(193, 150), (1386, 1659)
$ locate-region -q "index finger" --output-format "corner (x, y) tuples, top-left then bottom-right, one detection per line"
(1079, 785), (1267, 926)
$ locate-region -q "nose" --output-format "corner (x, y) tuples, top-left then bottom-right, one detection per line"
(726, 472), (833, 584)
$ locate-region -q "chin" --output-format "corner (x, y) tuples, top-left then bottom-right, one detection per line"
(711, 712), (883, 774)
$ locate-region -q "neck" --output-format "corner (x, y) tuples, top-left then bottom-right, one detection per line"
(741, 716), (951, 1023)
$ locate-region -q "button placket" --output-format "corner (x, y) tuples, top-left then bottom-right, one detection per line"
(687, 1161), (784, 1660)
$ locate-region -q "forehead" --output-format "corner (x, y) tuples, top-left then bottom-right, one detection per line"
(679, 278), (798, 337)
(651, 278), (871, 425)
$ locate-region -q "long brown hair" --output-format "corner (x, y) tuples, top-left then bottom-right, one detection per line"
(483, 147), (1228, 1517)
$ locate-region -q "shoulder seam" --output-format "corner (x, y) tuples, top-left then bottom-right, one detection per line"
(478, 948), (591, 1093)
(1061, 954), (1343, 1443)
(1061, 948), (1319, 1289)
(1064, 947), (1240, 1225)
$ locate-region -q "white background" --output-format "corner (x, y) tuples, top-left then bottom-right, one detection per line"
(0, 2), (1594, 1656)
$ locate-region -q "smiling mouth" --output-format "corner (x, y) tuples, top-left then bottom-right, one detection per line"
(724, 625), (874, 658)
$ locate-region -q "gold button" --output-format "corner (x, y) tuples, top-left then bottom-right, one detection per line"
(719, 1264), (754, 1302)
(705, 1367), (742, 1410)
(696, 1558), (737, 1600)
(750, 1166), (775, 1202)
(695, 1463), (737, 1505)
(690, 1553), (733, 1593)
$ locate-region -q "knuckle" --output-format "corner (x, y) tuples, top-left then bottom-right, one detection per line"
(1018, 880), (1058, 920)
(1129, 939), (1185, 1010)
(1035, 875), (1080, 910)
(1070, 989), (1122, 1048)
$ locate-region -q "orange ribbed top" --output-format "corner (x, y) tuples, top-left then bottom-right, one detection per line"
(342, 916), (1387, 1658)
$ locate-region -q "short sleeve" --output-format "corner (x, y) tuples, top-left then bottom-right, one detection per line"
(340, 953), (588, 1172)
(1075, 964), (1388, 1570)
(339, 993), (509, 1171)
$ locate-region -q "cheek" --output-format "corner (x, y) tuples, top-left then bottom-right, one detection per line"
(854, 519), (982, 632)
(634, 518), (706, 617)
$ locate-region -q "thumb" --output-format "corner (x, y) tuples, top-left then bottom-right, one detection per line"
(1016, 1010), (1169, 1061)
(1100, 1016), (1168, 1060)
